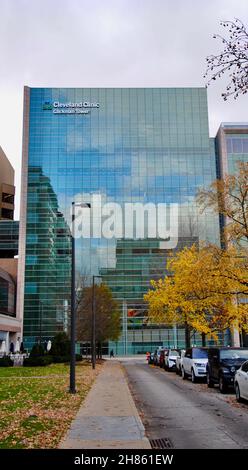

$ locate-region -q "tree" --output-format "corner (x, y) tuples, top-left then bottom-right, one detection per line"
(50, 332), (70, 356)
(197, 161), (248, 247)
(197, 161), (248, 297)
(77, 283), (121, 357)
(204, 19), (248, 100)
(144, 244), (248, 345)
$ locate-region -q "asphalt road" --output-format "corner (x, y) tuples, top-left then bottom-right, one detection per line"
(122, 360), (248, 449)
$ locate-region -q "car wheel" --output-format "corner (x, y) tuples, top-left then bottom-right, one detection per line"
(207, 372), (214, 388)
(191, 369), (197, 383)
(235, 383), (243, 403)
(219, 376), (227, 394)
(182, 367), (187, 380)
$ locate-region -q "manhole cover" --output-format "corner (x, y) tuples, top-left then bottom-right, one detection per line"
(149, 437), (174, 449)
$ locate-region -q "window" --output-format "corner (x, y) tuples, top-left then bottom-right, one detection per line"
(232, 138), (242, 153)
(185, 349), (192, 358)
(241, 361), (248, 373)
(1, 208), (13, 220)
(2, 193), (14, 204)
(0, 277), (8, 313)
(220, 349), (248, 360)
(192, 348), (208, 359)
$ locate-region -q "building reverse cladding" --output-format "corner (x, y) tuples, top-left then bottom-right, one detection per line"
(19, 87), (221, 352)
(215, 123), (248, 347)
(0, 147), (20, 353)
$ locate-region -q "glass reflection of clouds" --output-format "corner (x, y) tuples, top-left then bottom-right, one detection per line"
(24, 87), (220, 352)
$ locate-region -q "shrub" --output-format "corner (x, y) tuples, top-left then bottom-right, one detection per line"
(23, 356), (53, 367)
(0, 356), (14, 367)
(50, 332), (70, 357)
(30, 343), (45, 357)
(52, 354), (83, 363)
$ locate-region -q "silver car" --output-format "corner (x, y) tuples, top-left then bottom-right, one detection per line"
(176, 349), (185, 375)
(164, 349), (180, 371)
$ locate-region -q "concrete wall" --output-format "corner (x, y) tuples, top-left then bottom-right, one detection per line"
(0, 147), (21, 351)
(0, 258), (18, 280)
(0, 264), (21, 353)
(0, 146), (14, 187)
(0, 147), (15, 220)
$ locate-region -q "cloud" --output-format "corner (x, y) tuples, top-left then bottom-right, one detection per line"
(0, 0), (248, 219)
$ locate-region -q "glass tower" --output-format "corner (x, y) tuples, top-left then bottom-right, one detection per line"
(19, 87), (220, 351)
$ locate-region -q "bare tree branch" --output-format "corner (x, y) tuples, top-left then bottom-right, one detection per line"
(204, 19), (248, 100)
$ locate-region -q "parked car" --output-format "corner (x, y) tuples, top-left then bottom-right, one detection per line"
(164, 349), (180, 371)
(148, 352), (154, 364)
(207, 347), (248, 393)
(159, 349), (169, 368)
(181, 347), (208, 382)
(235, 360), (248, 402)
(176, 349), (185, 375)
(153, 347), (164, 366)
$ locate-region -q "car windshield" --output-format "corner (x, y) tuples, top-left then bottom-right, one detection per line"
(170, 350), (179, 356)
(192, 348), (208, 359)
(220, 350), (248, 360)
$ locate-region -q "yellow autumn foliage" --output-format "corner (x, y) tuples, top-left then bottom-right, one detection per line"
(144, 244), (248, 340)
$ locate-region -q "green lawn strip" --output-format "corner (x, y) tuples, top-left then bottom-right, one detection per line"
(0, 363), (101, 448)
(0, 361), (92, 378)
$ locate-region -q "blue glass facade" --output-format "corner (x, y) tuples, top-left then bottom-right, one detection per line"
(22, 88), (220, 351)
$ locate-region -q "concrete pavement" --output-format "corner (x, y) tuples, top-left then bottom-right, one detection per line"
(60, 360), (151, 449)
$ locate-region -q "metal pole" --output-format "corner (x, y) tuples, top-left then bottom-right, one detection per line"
(91, 275), (102, 369)
(70, 202), (76, 393)
(92, 276), (96, 369)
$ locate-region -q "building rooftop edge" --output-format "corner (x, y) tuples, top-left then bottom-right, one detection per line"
(0, 146), (14, 174)
(24, 85), (207, 90)
(220, 122), (248, 127)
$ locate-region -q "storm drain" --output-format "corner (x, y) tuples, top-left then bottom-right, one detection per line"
(149, 438), (174, 449)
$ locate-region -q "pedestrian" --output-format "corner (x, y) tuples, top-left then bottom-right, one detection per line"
(110, 349), (114, 358)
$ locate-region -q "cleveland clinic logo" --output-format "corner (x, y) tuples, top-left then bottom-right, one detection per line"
(42, 101), (100, 114)
(43, 101), (53, 110)
(71, 195), (179, 249)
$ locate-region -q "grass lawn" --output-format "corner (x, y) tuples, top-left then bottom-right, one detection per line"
(0, 361), (102, 449)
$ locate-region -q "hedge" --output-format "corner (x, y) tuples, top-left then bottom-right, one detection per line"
(52, 354), (83, 363)
(0, 356), (14, 367)
(23, 356), (53, 367)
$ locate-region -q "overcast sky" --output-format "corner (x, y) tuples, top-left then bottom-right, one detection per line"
(0, 0), (247, 218)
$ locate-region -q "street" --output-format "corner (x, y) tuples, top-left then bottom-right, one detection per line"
(122, 359), (248, 449)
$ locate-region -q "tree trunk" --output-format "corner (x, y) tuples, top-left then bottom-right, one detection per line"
(97, 342), (101, 359)
(201, 333), (206, 347)
(185, 322), (190, 348)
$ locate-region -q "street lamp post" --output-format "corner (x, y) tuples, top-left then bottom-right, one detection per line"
(70, 202), (76, 394)
(92, 275), (102, 369)
(70, 201), (91, 393)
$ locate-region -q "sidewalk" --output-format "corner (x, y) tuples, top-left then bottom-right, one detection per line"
(60, 360), (151, 449)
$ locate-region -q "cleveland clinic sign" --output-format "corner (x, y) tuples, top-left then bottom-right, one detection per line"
(43, 101), (100, 114)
